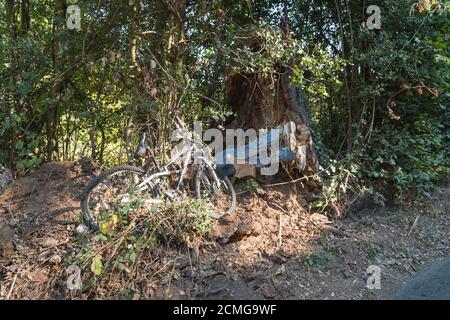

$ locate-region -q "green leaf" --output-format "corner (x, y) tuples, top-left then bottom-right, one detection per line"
(91, 255), (103, 276)
(129, 251), (137, 263)
(118, 262), (127, 271)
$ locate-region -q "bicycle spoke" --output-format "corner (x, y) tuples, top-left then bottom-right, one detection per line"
(86, 171), (148, 224)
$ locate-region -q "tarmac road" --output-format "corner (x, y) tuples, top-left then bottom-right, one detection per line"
(391, 255), (450, 300)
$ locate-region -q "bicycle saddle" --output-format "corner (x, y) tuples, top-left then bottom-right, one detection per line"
(134, 132), (147, 158)
(215, 164), (236, 178)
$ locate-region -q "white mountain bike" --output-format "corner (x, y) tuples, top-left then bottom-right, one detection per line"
(80, 119), (236, 231)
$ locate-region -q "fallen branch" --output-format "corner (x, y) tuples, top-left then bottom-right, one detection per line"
(308, 217), (369, 242)
(263, 166), (329, 188)
(278, 212), (283, 249)
(407, 215), (420, 237)
(6, 272), (18, 300)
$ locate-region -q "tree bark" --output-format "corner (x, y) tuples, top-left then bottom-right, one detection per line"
(225, 67), (320, 174)
(4, 0), (16, 168)
(129, 1), (138, 67)
(20, 0), (30, 34)
(224, 26), (320, 175)
(47, 0), (67, 161)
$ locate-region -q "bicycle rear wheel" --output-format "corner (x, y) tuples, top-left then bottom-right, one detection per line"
(194, 164), (236, 219)
(80, 165), (156, 231)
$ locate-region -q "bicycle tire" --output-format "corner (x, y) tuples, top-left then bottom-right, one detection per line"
(80, 165), (155, 231)
(194, 165), (236, 219)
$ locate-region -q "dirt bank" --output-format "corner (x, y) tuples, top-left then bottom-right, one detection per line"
(0, 161), (448, 299)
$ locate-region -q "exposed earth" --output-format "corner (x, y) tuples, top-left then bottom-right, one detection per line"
(0, 161), (448, 300)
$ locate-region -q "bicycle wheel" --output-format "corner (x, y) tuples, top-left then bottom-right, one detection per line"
(80, 165), (156, 231)
(194, 164), (236, 219)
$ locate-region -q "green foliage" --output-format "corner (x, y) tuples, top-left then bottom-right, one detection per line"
(0, 0), (448, 205)
(159, 198), (215, 237)
(363, 246), (379, 264)
(303, 251), (335, 271)
(296, 0), (449, 201)
(360, 117), (449, 200)
(313, 157), (373, 213)
(241, 178), (264, 195)
(355, 0), (449, 200)
(70, 193), (215, 291)
(227, 27), (301, 76)
(90, 255), (103, 276)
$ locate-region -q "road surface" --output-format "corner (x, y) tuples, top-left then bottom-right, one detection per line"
(391, 255), (450, 300)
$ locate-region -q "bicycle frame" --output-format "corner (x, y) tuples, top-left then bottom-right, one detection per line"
(136, 138), (221, 197)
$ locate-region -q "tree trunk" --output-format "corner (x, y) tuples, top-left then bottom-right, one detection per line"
(224, 28), (320, 175)
(225, 69), (319, 175)
(20, 0), (30, 34)
(129, 1), (138, 67)
(5, 0), (18, 168)
(47, 0), (67, 161)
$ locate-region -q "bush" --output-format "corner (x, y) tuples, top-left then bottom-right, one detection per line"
(360, 116), (449, 201)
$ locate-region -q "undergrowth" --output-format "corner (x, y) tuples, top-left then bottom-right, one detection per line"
(65, 197), (214, 298)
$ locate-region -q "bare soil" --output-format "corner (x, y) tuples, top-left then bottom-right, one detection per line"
(0, 161), (448, 300)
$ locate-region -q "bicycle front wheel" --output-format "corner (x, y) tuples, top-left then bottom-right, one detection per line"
(194, 164), (236, 219)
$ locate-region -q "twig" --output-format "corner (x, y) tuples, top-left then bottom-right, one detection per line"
(164, 262), (177, 298)
(307, 217), (369, 242)
(278, 212), (283, 249)
(407, 215), (420, 237)
(321, 224), (362, 240)
(6, 272), (19, 300)
(194, 281), (228, 298)
(264, 168), (328, 188)
(269, 202), (289, 214)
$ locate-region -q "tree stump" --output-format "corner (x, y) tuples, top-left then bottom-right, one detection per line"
(224, 54), (319, 175)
